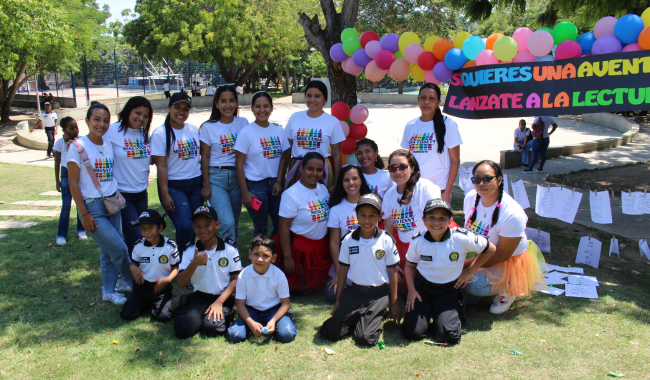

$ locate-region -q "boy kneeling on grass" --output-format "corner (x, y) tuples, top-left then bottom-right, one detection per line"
(120, 210), (179, 322)
(401, 198), (496, 344)
(320, 193), (401, 346)
(174, 206), (241, 339)
(227, 235), (297, 344)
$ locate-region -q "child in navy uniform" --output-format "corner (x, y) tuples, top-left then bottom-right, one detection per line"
(320, 193), (401, 346)
(402, 198), (496, 344)
(174, 205), (241, 339)
(120, 209), (179, 322)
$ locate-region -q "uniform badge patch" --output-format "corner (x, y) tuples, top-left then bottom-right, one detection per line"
(421, 255), (432, 261)
(233, 256), (240, 262)
(375, 249), (386, 259)
(449, 252), (459, 262)
(159, 255), (169, 264)
(349, 246), (360, 254)
(218, 257), (229, 267)
(140, 257), (150, 263)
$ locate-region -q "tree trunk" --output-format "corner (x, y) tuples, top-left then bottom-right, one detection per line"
(398, 81), (404, 95)
(1, 63), (33, 124)
(284, 60), (290, 93)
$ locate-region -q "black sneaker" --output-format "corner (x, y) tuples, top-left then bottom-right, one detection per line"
(522, 168), (533, 173)
(536, 168), (544, 173)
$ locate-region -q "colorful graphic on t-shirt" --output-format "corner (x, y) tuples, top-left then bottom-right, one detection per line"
(346, 215), (359, 231)
(174, 138), (199, 160)
(219, 133), (237, 155)
(260, 136), (282, 159)
(465, 219), (491, 237)
(368, 184), (379, 194)
(309, 198), (330, 223)
(408, 132), (436, 153)
(94, 158), (114, 181)
(296, 128), (323, 150)
(390, 206), (417, 232)
(123, 138), (150, 159)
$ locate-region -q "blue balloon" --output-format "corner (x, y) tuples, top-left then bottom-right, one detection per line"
(614, 14), (645, 44)
(345, 153), (359, 166)
(462, 36), (486, 60)
(444, 48), (467, 70)
(576, 33), (596, 55)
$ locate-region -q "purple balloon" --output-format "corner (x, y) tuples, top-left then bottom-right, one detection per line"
(380, 33), (400, 53)
(365, 40), (383, 58)
(432, 61), (453, 82)
(330, 43), (348, 63)
(352, 49), (372, 68)
(591, 35), (623, 55)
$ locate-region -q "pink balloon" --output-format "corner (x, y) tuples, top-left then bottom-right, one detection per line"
(389, 57), (411, 81)
(365, 60), (387, 82)
(555, 40), (582, 60)
(404, 44), (424, 64)
(424, 70), (442, 84)
(341, 58), (349, 73)
(346, 58), (363, 75)
(365, 40), (383, 58)
(512, 27), (533, 51)
(499, 60), (512, 64)
(527, 30), (554, 57)
(513, 50), (536, 63)
(339, 120), (350, 137)
(375, 50), (395, 70)
(594, 16), (618, 39)
(475, 50), (498, 66)
(622, 42), (642, 52)
(349, 104), (369, 124)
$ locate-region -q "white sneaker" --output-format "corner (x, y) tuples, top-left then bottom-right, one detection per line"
(102, 291), (127, 305)
(489, 295), (516, 314)
(77, 231), (88, 240)
(56, 237), (66, 246)
(115, 277), (133, 293)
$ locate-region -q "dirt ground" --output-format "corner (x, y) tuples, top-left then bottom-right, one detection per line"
(560, 163), (650, 193)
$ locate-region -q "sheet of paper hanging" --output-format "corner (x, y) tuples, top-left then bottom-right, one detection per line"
(503, 173), (509, 195)
(535, 185), (561, 218)
(575, 236), (602, 269)
(555, 188), (583, 224)
(589, 190), (613, 224)
(621, 191), (644, 215)
(609, 237), (619, 257)
(525, 227), (551, 253)
(511, 179), (531, 209)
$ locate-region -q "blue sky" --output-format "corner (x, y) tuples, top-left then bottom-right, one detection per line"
(102, 0), (136, 25)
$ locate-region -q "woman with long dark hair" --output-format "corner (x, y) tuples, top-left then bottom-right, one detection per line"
(355, 138), (392, 199)
(401, 83), (462, 203)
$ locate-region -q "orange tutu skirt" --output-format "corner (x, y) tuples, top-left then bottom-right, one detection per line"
(478, 240), (547, 298)
(273, 232), (331, 292)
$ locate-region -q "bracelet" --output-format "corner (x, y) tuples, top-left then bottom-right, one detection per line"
(81, 213), (89, 218)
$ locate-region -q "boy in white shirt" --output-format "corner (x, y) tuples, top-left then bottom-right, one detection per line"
(227, 235), (297, 343)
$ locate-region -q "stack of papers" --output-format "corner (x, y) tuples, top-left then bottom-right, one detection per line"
(539, 264), (598, 299)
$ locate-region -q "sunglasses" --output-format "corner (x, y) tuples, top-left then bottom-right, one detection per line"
(388, 164), (410, 173)
(471, 176), (497, 185)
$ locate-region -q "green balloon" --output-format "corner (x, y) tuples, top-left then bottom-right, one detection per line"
(552, 21), (578, 45)
(341, 28), (359, 42)
(538, 27), (553, 33)
(342, 37), (362, 56)
(394, 50), (404, 58)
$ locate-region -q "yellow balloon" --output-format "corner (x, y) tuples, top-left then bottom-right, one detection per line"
(423, 36), (441, 52)
(454, 31), (473, 49)
(410, 64), (425, 81)
(399, 32), (421, 53)
(643, 7), (650, 27)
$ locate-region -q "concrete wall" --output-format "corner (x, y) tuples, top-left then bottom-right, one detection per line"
(12, 94), (75, 108)
(16, 121), (48, 150)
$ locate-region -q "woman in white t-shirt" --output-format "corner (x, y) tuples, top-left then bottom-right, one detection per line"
(462, 160), (547, 314)
(284, 81), (346, 191)
(199, 84), (248, 242)
(67, 103), (134, 306)
(401, 83), (462, 203)
(324, 164), (372, 302)
(381, 149), (441, 289)
(355, 138), (392, 199)
(104, 96), (153, 256)
(277, 152), (332, 294)
(151, 92), (203, 253)
(235, 92), (290, 238)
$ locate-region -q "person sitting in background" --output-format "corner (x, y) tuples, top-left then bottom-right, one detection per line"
(513, 119), (532, 167)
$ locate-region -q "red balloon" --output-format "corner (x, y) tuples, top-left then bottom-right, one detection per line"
(331, 102), (350, 121)
(341, 136), (357, 155)
(348, 123), (368, 140)
(359, 31), (380, 48)
(416, 52), (438, 71)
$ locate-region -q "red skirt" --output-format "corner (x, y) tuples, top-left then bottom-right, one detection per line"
(273, 232), (331, 292)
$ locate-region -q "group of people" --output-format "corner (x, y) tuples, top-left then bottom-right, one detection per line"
(513, 116), (559, 173)
(52, 81), (547, 345)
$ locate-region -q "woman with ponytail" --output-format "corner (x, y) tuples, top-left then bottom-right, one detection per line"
(355, 138), (392, 199)
(461, 160), (546, 314)
(401, 83), (462, 203)
(151, 92), (203, 254)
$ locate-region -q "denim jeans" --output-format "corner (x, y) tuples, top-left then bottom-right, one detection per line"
(459, 273), (497, 305)
(45, 127), (55, 156)
(159, 175), (203, 254)
(208, 167), (242, 242)
(57, 167), (84, 239)
(120, 190), (148, 255)
(521, 141), (533, 165)
(227, 304), (297, 343)
(85, 197), (134, 293)
(245, 178), (281, 238)
(528, 137), (550, 170)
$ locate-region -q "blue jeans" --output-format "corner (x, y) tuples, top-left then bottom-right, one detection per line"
(120, 190), (148, 256)
(85, 197), (134, 293)
(521, 141), (533, 165)
(245, 178), (281, 238)
(57, 167), (84, 239)
(159, 175), (203, 255)
(209, 167), (242, 242)
(460, 273), (497, 305)
(227, 304), (297, 343)
(528, 137), (550, 170)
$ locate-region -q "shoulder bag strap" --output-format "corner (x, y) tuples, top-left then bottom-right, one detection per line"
(71, 139), (103, 196)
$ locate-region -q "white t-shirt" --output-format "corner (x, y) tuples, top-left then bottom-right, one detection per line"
(150, 123), (201, 180)
(105, 123), (151, 193)
(206, 86), (214, 95)
(53, 138), (69, 168)
(279, 182), (330, 240)
(381, 179), (441, 242)
(514, 127), (531, 145)
(463, 189), (529, 257)
(163, 83), (170, 92)
(180, 239), (242, 295)
(131, 236), (180, 282)
(533, 116), (555, 138)
(181, 87), (188, 93)
(327, 199), (358, 238)
(199, 117), (249, 167)
(234, 122), (290, 181)
(363, 170), (393, 199)
(235, 264), (290, 311)
(338, 229), (400, 286)
(401, 116), (463, 190)
(66, 136), (118, 199)
(39, 111), (58, 127)
(285, 111), (346, 158)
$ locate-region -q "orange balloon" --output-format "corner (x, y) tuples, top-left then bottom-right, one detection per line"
(342, 154), (347, 165)
(432, 38), (454, 60)
(639, 27), (650, 50)
(486, 33), (504, 50)
(463, 60), (476, 68)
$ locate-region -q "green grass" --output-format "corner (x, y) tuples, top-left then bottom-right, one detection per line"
(1, 162), (650, 379)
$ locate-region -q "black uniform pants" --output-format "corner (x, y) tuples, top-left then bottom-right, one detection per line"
(174, 291), (235, 339)
(320, 283), (389, 346)
(401, 273), (465, 344)
(120, 280), (173, 322)
(45, 127), (55, 156)
(164, 91), (170, 98)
